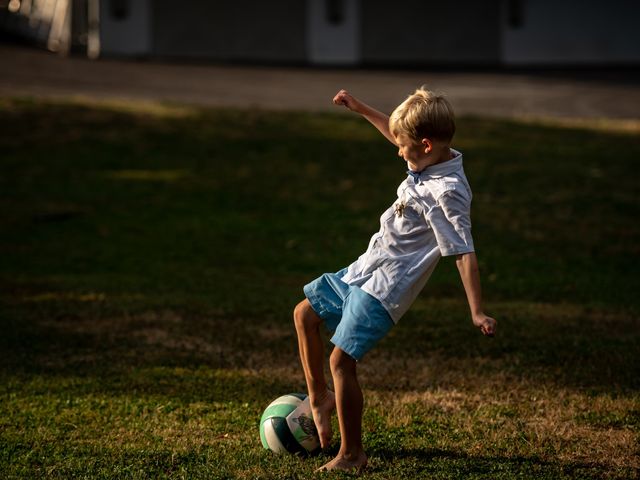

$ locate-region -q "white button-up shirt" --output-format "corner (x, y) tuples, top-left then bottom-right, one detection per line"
(341, 149), (475, 323)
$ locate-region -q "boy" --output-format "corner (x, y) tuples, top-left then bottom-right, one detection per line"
(293, 87), (497, 473)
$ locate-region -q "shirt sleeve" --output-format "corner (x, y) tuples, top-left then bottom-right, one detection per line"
(426, 188), (475, 257)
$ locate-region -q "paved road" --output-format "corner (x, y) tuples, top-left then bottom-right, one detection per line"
(1, 44), (638, 121)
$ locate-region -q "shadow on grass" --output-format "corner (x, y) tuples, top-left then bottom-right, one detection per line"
(0, 304), (305, 404)
(1, 100), (639, 398)
(372, 299), (640, 393)
(364, 446), (624, 480)
(2, 297), (639, 396)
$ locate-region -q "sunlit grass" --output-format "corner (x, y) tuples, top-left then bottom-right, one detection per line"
(1, 97), (638, 479)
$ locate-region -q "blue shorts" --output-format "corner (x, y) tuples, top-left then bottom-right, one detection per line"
(303, 269), (394, 361)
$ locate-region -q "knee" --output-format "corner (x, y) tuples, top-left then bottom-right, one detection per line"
(293, 299), (320, 332)
(330, 348), (356, 377)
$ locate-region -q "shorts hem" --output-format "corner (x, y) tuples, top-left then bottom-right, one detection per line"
(329, 336), (363, 362)
(303, 283), (340, 333)
(303, 271), (394, 362)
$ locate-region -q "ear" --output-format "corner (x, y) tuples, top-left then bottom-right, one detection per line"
(421, 138), (432, 154)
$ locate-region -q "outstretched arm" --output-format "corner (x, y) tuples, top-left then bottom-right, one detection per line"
(333, 89), (397, 146)
(456, 252), (497, 337)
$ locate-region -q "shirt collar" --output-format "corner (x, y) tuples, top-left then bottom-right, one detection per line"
(407, 149), (463, 183)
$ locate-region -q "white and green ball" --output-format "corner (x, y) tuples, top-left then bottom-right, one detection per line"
(260, 393), (320, 455)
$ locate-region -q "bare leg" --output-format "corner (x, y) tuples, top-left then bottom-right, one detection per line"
(317, 347), (368, 473)
(293, 299), (336, 449)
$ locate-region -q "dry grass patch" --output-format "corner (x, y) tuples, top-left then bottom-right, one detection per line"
(365, 380), (639, 472)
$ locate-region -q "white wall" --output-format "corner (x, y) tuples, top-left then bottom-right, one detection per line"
(151, 1), (306, 62)
(502, 0), (640, 65)
(306, 0), (361, 65)
(100, 0), (151, 56)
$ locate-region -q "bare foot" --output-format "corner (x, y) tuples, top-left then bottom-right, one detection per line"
(310, 390), (336, 449)
(315, 452), (368, 474)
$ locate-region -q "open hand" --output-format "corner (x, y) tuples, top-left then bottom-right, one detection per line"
(473, 313), (497, 337)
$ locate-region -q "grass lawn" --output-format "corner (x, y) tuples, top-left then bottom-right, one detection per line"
(0, 96), (638, 479)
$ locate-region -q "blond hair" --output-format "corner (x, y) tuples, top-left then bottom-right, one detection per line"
(389, 87), (456, 144)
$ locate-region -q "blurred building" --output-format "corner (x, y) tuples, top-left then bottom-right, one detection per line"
(1, 0), (639, 67)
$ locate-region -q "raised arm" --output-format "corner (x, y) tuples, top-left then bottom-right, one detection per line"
(333, 89), (397, 146)
(455, 252), (497, 337)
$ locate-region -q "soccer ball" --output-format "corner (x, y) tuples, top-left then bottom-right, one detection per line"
(259, 393), (320, 455)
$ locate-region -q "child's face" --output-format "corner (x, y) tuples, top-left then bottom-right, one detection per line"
(394, 133), (429, 171)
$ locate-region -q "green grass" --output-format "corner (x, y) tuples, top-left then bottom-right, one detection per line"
(1, 96), (639, 479)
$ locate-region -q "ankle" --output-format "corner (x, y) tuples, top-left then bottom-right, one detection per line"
(310, 389), (334, 407)
(339, 447), (366, 461)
